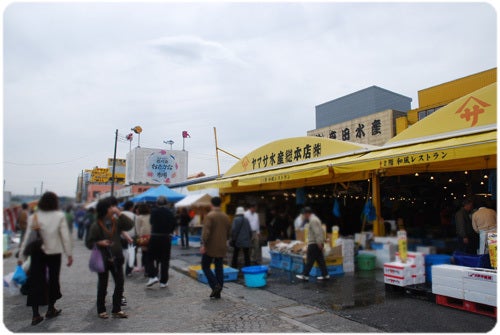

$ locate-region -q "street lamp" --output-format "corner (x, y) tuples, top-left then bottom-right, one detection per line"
(164, 140), (174, 150)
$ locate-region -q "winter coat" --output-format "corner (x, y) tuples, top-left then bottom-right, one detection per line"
(202, 208), (231, 258)
(232, 215), (252, 248)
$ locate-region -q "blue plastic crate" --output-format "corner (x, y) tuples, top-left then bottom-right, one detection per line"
(280, 254), (292, 271)
(452, 251), (491, 269)
(425, 254), (452, 283)
(196, 267), (239, 285)
(269, 250), (282, 269)
(309, 264), (344, 277)
(289, 254), (304, 273)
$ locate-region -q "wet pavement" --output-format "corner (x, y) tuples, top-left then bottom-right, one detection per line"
(170, 244), (497, 333)
(3, 234), (497, 333)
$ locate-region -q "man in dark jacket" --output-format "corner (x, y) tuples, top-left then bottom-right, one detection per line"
(201, 196), (231, 299)
(231, 207), (252, 269)
(455, 198), (478, 254)
(146, 196), (176, 288)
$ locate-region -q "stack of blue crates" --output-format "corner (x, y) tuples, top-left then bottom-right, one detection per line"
(196, 267), (239, 285)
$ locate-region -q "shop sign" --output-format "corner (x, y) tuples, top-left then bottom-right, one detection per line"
(243, 143), (322, 171)
(90, 168), (111, 183)
(379, 151), (449, 168)
(259, 174), (291, 184)
(146, 150), (179, 184)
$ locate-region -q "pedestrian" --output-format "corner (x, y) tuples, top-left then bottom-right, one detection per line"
(17, 191), (73, 326)
(230, 206), (252, 269)
(75, 206), (87, 240)
(85, 196), (134, 319)
(64, 205), (74, 235)
(121, 201), (137, 278)
(135, 203), (151, 275)
(296, 207), (329, 281)
(178, 207), (191, 249)
(455, 198), (478, 254)
(201, 196), (231, 299)
(83, 207), (96, 242)
(146, 196), (176, 288)
(472, 199), (497, 254)
(15, 203), (29, 257)
(244, 203), (261, 264)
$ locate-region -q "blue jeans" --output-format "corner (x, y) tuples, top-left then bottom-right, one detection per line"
(201, 254), (223, 290)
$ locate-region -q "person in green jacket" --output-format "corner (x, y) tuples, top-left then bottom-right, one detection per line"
(85, 197), (134, 319)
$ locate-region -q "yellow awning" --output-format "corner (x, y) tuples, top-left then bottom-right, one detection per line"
(388, 83), (496, 145)
(334, 130), (496, 175)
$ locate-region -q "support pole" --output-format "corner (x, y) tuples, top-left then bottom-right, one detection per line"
(372, 171), (383, 236)
(111, 129), (118, 197)
(214, 127), (221, 177)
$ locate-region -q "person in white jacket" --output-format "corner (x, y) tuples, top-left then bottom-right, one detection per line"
(18, 191), (73, 326)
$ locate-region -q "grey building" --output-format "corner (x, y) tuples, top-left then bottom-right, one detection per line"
(315, 86), (412, 129)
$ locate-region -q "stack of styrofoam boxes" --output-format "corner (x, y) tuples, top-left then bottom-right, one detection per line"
(416, 246), (436, 255)
(375, 243), (397, 269)
(432, 264), (497, 307)
(384, 251), (426, 286)
(338, 238), (355, 273)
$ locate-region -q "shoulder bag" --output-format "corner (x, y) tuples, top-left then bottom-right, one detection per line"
(23, 214), (43, 257)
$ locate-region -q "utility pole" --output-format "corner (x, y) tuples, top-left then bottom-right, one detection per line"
(111, 129), (118, 197)
(40, 181), (43, 195)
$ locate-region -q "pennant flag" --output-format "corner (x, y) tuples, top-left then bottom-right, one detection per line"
(126, 133), (133, 141)
(182, 131), (190, 138)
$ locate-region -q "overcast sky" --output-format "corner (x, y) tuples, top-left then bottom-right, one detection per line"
(2, 1), (497, 198)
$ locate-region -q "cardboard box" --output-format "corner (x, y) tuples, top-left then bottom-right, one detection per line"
(331, 245), (342, 257)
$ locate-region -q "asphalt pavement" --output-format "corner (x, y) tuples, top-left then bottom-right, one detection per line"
(2, 232), (497, 333)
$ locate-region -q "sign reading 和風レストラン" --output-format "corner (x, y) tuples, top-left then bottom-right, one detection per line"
(126, 147), (188, 185)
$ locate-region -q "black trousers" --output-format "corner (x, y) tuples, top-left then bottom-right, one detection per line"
(180, 226), (189, 247)
(231, 247), (250, 269)
(201, 254), (224, 290)
(96, 257), (124, 314)
(147, 237), (172, 284)
(302, 243), (328, 277)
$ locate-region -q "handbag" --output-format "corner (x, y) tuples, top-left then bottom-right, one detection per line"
(136, 235), (150, 247)
(89, 245), (105, 273)
(23, 214), (43, 257)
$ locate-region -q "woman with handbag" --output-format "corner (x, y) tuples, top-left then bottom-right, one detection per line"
(134, 203), (151, 275)
(85, 197), (134, 319)
(17, 191), (73, 326)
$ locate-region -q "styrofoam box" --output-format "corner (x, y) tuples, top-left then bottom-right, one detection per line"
(416, 246), (436, 254)
(395, 251), (425, 265)
(463, 268), (497, 283)
(464, 290), (497, 307)
(343, 264), (355, 273)
(384, 274), (413, 287)
(374, 237), (398, 245)
(358, 250), (377, 256)
(376, 248), (396, 259)
(431, 264), (469, 278)
(432, 283), (464, 299)
(413, 274), (426, 285)
(384, 261), (414, 277)
(432, 274), (463, 290)
(376, 255), (393, 269)
(463, 278), (497, 295)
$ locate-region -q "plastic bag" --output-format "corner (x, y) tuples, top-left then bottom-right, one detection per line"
(127, 244), (135, 268)
(3, 272), (19, 296)
(89, 245), (105, 273)
(12, 265), (27, 285)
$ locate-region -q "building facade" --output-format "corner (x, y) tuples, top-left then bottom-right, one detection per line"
(315, 86), (412, 129)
